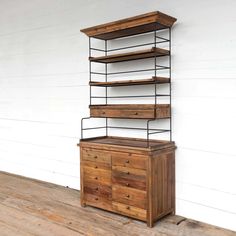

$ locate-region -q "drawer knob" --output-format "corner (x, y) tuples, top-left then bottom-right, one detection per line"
(126, 194), (130, 198)
(126, 183), (130, 187)
(94, 177), (98, 180)
(126, 172), (130, 175)
(95, 187), (99, 191)
(135, 112), (138, 115)
(94, 156), (98, 159)
(95, 166), (98, 169)
(125, 160), (129, 164)
(95, 197), (98, 201)
(126, 206), (130, 210)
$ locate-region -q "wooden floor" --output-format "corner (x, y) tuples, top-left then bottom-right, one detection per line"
(0, 171), (235, 236)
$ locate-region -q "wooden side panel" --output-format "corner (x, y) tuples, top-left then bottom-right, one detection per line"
(150, 150), (175, 222)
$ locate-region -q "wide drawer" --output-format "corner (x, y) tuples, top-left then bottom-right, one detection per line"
(112, 185), (147, 209)
(83, 166), (111, 185)
(112, 166), (146, 191)
(84, 193), (112, 211)
(112, 202), (147, 221)
(90, 104), (170, 119)
(112, 152), (147, 170)
(82, 148), (111, 165)
(84, 181), (111, 199)
(82, 160), (110, 171)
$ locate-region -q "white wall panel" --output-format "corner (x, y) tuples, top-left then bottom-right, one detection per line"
(0, 0), (236, 231)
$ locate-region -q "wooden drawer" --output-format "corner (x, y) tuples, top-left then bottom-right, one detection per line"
(84, 181), (111, 199)
(112, 152), (147, 170)
(112, 202), (146, 221)
(84, 193), (112, 211)
(90, 104), (170, 119)
(82, 148), (111, 165)
(112, 185), (147, 209)
(83, 166), (111, 185)
(82, 160), (110, 171)
(112, 166), (146, 191)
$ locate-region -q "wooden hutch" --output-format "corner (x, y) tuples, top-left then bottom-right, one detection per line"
(79, 11), (177, 227)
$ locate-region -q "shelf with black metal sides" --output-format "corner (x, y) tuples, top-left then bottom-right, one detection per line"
(78, 11), (177, 227)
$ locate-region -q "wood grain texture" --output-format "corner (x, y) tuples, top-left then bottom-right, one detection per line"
(89, 104), (170, 119)
(80, 136), (176, 227)
(80, 11), (177, 39)
(0, 171), (235, 236)
(89, 47), (169, 63)
(89, 77), (170, 87)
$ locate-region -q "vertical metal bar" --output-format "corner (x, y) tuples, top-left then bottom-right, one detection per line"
(169, 27), (172, 141)
(154, 30), (157, 119)
(81, 118), (83, 139)
(89, 37), (92, 106)
(105, 40), (108, 136)
(147, 120), (149, 147)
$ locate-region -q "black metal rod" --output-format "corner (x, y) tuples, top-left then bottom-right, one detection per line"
(156, 35), (170, 41)
(107, 68), (156, 75)
(156, 65), (170, 69)
(82, 126), (106, 131)
(169, 27), (172, 141)
(107, 42), (155, 52)
(89, 37), (92, 106)
(148, 130), (170, 135)
(154, 30), (157, 120)
(90, 47), (106, 52)
(105, 40), (108, 136)
(90, 72), (106, 75)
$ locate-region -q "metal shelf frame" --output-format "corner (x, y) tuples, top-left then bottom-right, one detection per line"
(81, 23), (172, 147)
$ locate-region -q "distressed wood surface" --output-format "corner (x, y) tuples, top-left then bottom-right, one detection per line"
(89, 104), (170, 119)
(89, 77), (170, 87)
(0, 171), (235, 236)
(89, 47), (169, 64)
(80, 11), (177, 40)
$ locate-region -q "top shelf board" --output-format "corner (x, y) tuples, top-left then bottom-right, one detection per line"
(80, 11), (177, 40)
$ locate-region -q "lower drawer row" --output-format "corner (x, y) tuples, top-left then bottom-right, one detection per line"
(84, 183), (147, 209)
(84, 192), (147, 221)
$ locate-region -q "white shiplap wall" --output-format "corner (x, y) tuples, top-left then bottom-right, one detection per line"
(0, 0), (236, 231)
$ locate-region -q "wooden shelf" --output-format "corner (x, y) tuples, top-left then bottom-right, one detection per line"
(90, 77), (170, 87)
(90, 104), (170, 119)
(80, 136), (175, 151)
(90, 47), (169, 64)
(81, 11), (177, 40)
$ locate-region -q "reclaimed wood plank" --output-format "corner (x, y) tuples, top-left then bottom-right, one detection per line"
(81, 11), (177, 40)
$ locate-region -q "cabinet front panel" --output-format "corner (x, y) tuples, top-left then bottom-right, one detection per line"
(83, 166), (111, 185)
(112, 168), (146, 191)
(82, 148), (111, 164)
(82, 160), (110, 171)
(84, 193), (112, 211)
(112, 185), (147, 209)
(112, 152), (147, 170)
(112, 202), (147, 221)
(84, 181), (112, 199)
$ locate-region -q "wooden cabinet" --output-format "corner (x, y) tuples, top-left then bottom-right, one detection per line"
(80, 136), (176, 227)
